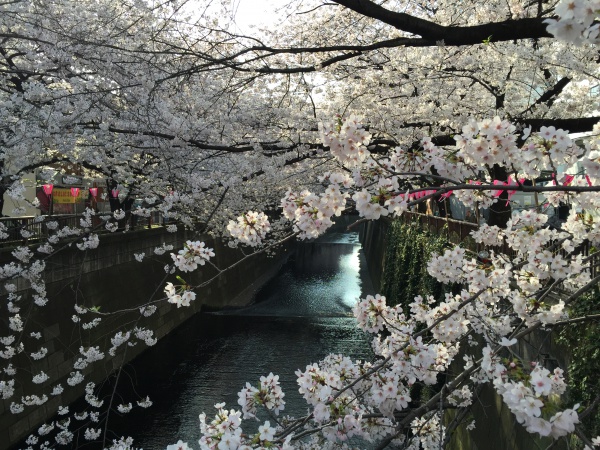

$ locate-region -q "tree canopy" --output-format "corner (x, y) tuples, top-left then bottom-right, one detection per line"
(1, 0), (597, 227)
(1, 0), (600, 448)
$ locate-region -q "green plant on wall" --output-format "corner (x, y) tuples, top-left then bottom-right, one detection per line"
(380, 219), (449, 311)
(379, 218), (453, 409)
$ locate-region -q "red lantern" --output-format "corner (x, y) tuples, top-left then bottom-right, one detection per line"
(89, 187), (98, 198)
(70, 187), (80, 197)
(42, 184), (53, 196)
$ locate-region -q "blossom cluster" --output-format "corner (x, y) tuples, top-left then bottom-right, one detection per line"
(411, 413), (445, 450)
(164, 282), (197, 308)
(545, 0), (599, 44)
(171, 240), (215, 272)
(237, 372), (285, 419)
(227, 211), (271, 247)
(488, 355), (579, 438)
(352, 180), (394, 220)
(319, 114), (371, 166)
(281, 187), (348, 239)
(198, 402), (290, 450)
(353, 294), (397, 333)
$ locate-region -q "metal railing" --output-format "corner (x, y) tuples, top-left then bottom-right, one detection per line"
(0, 212), (163, 248)
(401, 212), (478, 244)
(401, 211), (599, 277)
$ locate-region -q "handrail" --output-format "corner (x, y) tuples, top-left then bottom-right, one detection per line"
(402, 211), (599, 277)
(0, 212), (163, 248)
(401, 212), (478, 244)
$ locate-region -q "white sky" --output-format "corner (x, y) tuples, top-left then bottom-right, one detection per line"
(228, 0), (285, 33)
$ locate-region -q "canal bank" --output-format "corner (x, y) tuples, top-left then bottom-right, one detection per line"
(359, 217), (568, 450)
(2, 229), (293, 448)
(96, 228), (376, 448)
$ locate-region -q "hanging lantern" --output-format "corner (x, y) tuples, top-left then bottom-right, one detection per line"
(70, 187), (80, 197)
(42, 184), (53, 196)
(111, 189), (119, 198)
(89, 187), (98, 198)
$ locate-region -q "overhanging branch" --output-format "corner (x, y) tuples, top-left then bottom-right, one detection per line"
(333, 0), (553, 44)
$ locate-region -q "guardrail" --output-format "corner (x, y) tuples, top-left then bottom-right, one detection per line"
(0, 212), (163, 248)
(402, 212), (478, 244)
(402, 211), (599, 277)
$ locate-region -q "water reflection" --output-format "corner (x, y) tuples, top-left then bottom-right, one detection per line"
(224, 242), (363, 317)
(111, 231), (374, 449)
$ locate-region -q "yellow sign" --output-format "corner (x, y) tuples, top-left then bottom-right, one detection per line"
(52, 188), (85, 204)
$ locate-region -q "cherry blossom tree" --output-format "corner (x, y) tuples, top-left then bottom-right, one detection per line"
(1, 0), (600, 449)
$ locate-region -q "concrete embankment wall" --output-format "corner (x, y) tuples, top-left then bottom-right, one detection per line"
(358, 219), (390, 293)
(0, 228), (291, 448)
(358, 218), (567, 450)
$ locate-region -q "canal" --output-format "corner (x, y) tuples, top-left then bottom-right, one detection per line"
(111, 230), (375, 448)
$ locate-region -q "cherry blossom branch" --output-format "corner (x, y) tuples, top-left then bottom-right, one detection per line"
(374, 361), (483, 450)
(442, 394), (479, 446)
(551, 313), (600, 327)
(574, 427), (595, 448)
(333, 0), (553, 45)
(579, 394), (600, 420)
(512, 273), (600, 341)
(191, 232), (298, 289)
(519, 76), (572, 116)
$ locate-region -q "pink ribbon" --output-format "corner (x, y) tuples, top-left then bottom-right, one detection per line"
(492, 176), (524, 205)
(439, 191), (453, 201)
(406, 189), (438, 200)
(563, 174), (574, 186)
(552, 173), (580, 186)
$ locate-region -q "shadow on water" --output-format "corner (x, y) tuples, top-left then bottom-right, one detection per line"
(57, 230), (375, 449)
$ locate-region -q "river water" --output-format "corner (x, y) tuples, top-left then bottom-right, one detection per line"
(111, 231), (375, 448)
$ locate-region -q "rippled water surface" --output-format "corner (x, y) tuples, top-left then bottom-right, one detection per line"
(112, 230), (374, 448)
